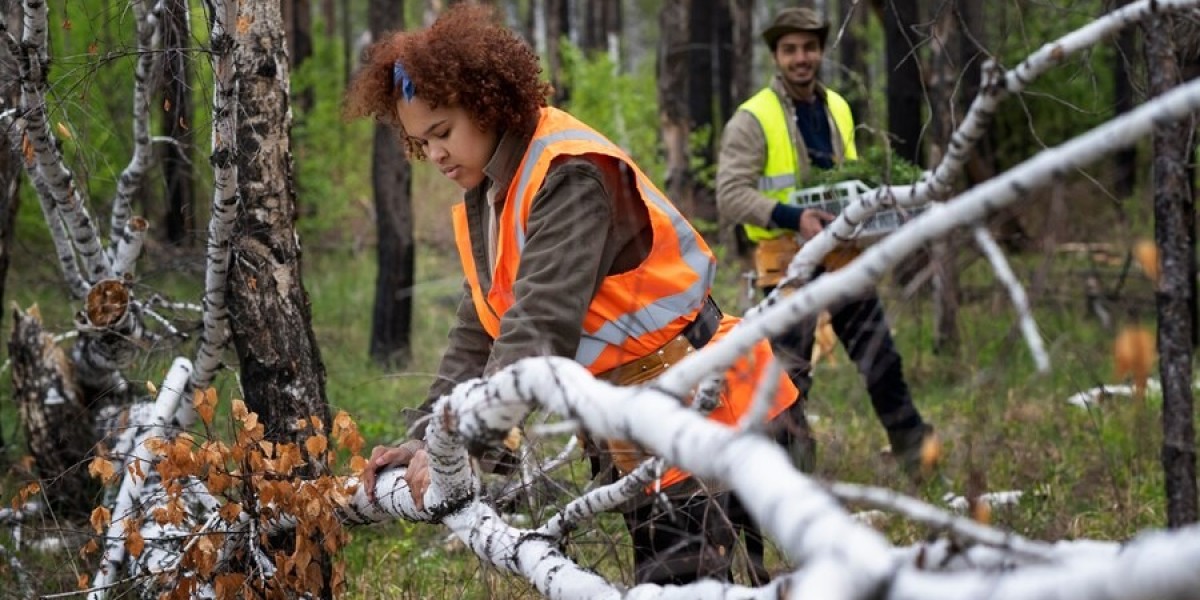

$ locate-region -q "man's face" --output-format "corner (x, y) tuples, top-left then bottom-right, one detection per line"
(772, 31), (823, 89)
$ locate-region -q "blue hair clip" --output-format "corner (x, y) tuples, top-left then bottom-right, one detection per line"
(393, 60), (416, 101)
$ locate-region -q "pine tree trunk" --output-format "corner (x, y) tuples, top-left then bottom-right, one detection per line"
(369, 0), (415, 369)
(658, 0), (692, 215)
(1146, 14), (1198, 529)
(1112, 0), (1138, 199)
(161, 0), (195, 247)
(227, 1), (330, 443)
(838, 0), (868, 122)
(883, 0), (922, 165)
(547, 0), (570, 104)
(926, 0), (964, 354)
(728, 0), (753, 105)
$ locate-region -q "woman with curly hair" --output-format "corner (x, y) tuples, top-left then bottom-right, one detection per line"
(347, 4), (809, 586)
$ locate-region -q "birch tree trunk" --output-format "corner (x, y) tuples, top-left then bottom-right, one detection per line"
(160, 0), (194, 247)
(369, 0), (415, 369)
(227, 1), (330, 443)
(9, 308), (97, 517)
(1146, 12), (1198, 528)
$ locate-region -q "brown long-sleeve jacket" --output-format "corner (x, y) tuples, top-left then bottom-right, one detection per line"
(715, 76), (850, 239)
(407, 124), (653, 437)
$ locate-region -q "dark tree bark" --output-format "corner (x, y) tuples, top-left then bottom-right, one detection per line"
(882, 0), (923, 165)
(322, 0), (337, 37)
(228, 1), (330, 444)
(925, 0), (966, 354)
(546, 0), (570, 104)
(285, 0), (314, 113)
(658, 0), (692, 214)
(1145, 15), (1198, 528)
(579, 0), (620, 55)
(161, 0), (195, 247)
(369, 0), (415, 369)
(9, 309), (97, 517)
(1112, 0), (1138, 199)
(838, 0), (869, 122)
(0, 0), (24, 451)
(670, 0), (731, 222)
(728, 0), (753, 106)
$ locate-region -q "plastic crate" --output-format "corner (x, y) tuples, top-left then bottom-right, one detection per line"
(788, 179), (923, 244)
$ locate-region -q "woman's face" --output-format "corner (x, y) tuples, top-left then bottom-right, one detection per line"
(396, 97), (499, 190)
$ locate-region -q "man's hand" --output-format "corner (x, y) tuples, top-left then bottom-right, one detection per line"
(363, 440), (431, 510)
(799, 208), (836, 240)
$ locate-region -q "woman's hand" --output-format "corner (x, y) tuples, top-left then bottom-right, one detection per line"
(363, 440), (431, 510)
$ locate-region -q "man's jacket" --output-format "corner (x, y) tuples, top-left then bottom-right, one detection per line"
(717, 76), (857, 242)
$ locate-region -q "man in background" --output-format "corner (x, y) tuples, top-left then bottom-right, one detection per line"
(716, 5), (937, 475)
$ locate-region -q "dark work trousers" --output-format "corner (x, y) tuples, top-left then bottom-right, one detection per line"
(765, 275), (924, 436)
(619, 400), (813, 586)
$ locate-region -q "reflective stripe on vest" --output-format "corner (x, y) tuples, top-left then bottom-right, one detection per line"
(452, 107), (716, 374)
(739, 86), (857, 242)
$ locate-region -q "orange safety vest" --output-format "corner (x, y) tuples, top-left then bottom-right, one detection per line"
(452, 107), (798, 489)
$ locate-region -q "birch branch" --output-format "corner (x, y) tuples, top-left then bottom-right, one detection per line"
(972, 225), (1049, 371)
(190, 0), (239, 392)
(829, 481), (1055, 562)
(112, 216), (148, 280)
(90, 358), (192, 600)
(787, 0), (1200, 284)
(18, 0), (112, 284)
(654, 74), (1200, 400)
(108, 0), (161, 240)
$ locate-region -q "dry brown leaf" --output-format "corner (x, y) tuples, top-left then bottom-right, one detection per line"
(971, 498), (993, 525)
(90, 506), (111, 534)
(232, 398), (248, 421)
(305, 434), (328, 456)
(17, 482), (40, 506)
(1114, 326), (1156, 399)
(206, 471), (232, 495)
(219, 502), (242, 523)
(502, 427), (522, 451)
(214, 573), (246, 600)
(77, 573), (89, 590)
(79, 538), (99, 558)
(125, 523), (145, 557)
(1133, 239), (1160, 284)
(349, 455), (367, 476)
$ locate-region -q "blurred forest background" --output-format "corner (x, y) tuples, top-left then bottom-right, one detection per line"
(0, 0), (1197, 597)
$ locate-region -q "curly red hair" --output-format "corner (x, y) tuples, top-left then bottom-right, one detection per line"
(344, 4), (552, 160)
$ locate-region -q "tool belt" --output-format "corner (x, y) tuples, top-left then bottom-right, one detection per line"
(592, 296), (723, 475)
(753, 235), (860, 289)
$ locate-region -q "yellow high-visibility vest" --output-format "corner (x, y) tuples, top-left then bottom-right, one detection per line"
(739, 86), (857, 242)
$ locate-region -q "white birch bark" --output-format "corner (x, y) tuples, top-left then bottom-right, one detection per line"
(972, 226), (1050, 371)
(788, 0), (1200, 285)
(189, 0), (239, 393)
(17, 0), (112, 283)
(90, 358), (193, 599)
(108, 0), (161, 241)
